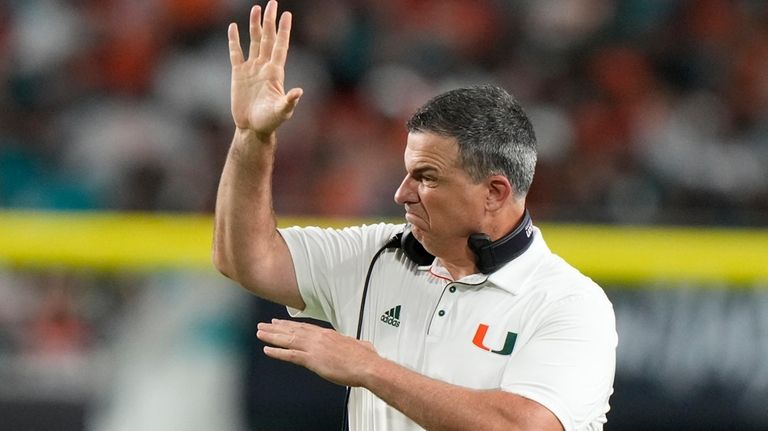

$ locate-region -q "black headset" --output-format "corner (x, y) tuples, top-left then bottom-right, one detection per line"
(395, 209), (534, 273)
(341, 210), (535, 430)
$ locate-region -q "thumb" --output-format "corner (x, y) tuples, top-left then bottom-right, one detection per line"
(281, 87), (303, 116)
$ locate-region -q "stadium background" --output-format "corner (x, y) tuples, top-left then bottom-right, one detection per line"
(1, 0), (767, 429)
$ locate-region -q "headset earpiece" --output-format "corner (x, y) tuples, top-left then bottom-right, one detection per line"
(398, 224), (435, 266)
(468, 210), (534, 273)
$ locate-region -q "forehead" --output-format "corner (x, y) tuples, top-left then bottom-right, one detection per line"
(404, 132), (460, 170)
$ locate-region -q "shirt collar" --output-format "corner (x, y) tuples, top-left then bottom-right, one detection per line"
(417, 226), (548, 293)
(487, 226), (547, 294)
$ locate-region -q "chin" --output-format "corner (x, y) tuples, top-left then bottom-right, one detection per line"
(410, 225), (425, 242)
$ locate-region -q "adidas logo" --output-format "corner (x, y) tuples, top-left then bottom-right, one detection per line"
(380, 305), (402, 327)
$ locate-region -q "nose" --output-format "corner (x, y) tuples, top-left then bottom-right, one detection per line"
(394, 175), (417, 205)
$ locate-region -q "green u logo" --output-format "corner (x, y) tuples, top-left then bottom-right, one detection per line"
(472, 324), (517, 355)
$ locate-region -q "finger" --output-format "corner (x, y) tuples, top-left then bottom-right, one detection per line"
(270, 318), (305, 327)
(271, 11), (292, 67)
(248, 5), (262, 61)
(256, 328), (297, 348)
(258, 0), (278, 62)
(271, 317), (322, 334)
(280, 88), (303, 116)
(286, 87), (303, 104)
(258, 320), (296, 335)
(267, 318), (328, 337)
(264, 346), (307, 366)
(227, 23), (245, 66)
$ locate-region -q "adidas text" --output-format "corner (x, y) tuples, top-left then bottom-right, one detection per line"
(381, 314), (400, 327)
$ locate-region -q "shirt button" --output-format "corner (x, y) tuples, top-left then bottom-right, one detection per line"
(438, 310), (446, 317)
(449, 286), (456, 293)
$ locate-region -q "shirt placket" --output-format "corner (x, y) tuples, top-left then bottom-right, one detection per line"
(426, 281), (460, 337)
(426, 272), (489, 336)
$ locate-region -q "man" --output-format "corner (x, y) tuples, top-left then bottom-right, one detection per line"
(213, 2), (617, 430)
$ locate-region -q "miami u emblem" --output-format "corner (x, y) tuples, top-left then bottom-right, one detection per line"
(472, 324), (517, 356)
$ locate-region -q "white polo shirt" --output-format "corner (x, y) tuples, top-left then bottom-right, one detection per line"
(280, 223), (617, 431)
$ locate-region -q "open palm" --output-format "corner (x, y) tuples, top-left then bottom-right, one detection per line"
(228, 1), (302, 136)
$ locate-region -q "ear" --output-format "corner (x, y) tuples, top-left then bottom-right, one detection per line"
(485, 175), (513, 211)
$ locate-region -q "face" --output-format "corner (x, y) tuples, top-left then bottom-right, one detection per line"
(394, 132), (488, 256)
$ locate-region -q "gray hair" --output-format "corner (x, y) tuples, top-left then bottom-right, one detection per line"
(406, 85), (537, 197)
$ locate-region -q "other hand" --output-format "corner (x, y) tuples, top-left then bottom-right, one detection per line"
(257, 319), (380, 387)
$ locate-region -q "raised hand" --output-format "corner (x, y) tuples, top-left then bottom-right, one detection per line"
(228, 1), (303, 137)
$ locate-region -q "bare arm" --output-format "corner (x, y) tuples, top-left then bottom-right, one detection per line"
(370, 358), (562, 431)
(213, 1), (304, 309)
(257, 319), (563, 431)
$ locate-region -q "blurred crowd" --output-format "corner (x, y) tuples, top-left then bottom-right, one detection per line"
(1, 0), (767, 224)
(1, 2), (766, 428)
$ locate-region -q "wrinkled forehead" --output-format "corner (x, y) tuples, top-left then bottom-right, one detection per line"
(404, 132), (461, 171)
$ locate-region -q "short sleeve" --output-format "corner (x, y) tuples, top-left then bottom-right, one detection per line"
(278, 223), (403, 334)
(501, 290), (617, 431)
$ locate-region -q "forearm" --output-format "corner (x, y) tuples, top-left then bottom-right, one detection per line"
(213, 129), (300, 306)
(213, 128), (277, 275)
(363, 358), (561, 431)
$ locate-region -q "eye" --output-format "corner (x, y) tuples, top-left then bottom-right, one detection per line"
(420, 175), (438, 186)
(410, 169), (438, 186)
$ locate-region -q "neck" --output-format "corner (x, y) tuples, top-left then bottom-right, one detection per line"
(437, 255), (478, 281)
(483, 204), (526, 242)
(437, 206), (528, 280)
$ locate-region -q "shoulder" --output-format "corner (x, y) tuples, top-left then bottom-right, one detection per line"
(491, 227), (608, 302)
(510, 228), (614, 319)
(279, 222), (405, 254)
(279, 222), (404, 241)
(534, 252), (606, 299)
(525, 251), (616, 337)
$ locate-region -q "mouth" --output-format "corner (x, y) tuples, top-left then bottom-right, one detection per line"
(404, 211), (427, 230)
(404, 205), (427, 227)
(404, 212), (420, 225)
